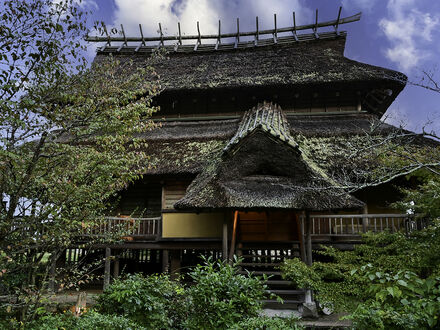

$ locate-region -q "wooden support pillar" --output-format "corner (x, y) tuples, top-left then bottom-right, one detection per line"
(170, 250), (181, 280)
(222, 215), (228, 262)
(362, 204), (369, 233)
(103, 248), (111, 290)
(228, 211), (239, 261)
(162, 250), (169, 273)
(305, 211), (312, 266)
(305, 289), (313, 304)
(297, 213), (307, 263)
(48, 252), (57, 293)
(113, 256), (120, 279)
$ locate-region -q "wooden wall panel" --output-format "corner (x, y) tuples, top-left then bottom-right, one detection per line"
(163, 181), (191, 210)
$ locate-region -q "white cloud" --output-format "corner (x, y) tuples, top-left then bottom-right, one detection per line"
(341, 0), (378, 12)
(379, 0), (439, 72)
(112, 0), (311, 39)
(78, 0), (98, 10)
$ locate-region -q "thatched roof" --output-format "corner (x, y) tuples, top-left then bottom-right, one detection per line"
(140, 112), (384, 173)
(173, 103), (364, 211)
(93, 35), (406, 116)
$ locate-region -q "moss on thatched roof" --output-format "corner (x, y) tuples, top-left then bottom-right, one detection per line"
(174, 103), (364, 211)
(94, 36), (406, 110)
(140, 112), (438, 180)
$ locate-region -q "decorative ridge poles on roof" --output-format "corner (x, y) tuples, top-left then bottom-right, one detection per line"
(224, 102), (298, 153)
(86, 7), (361, 53)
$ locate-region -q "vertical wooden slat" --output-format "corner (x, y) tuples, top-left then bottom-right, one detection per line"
(297, 213), (306, 263)
(103, 248), (111, 290)
(222, 215), (228, 262)
(229, 211), (239, 261)
(305, 211), (312, 266)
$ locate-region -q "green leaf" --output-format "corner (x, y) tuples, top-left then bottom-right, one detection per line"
(397, 279), (408, 287)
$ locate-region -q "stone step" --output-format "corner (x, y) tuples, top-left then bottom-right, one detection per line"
(266, 280), (293, 286)
(268, 289), (305, 295)
(239, 262), (280, 267)
(238, 270), (281, 276)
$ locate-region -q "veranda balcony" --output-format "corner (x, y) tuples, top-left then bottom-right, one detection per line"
(77, 213), (428, 242)
(80, 216), (161, 241)
(307, 214), (428, 238)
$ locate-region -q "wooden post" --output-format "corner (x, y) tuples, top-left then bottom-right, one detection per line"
(228, 211), (239, 261)
(305, 211), (312, 266)
(222, 215), (228, 261)
(297, 213), (306, 263)
(48, 252), (57, 292)
(170, 250), (180, 280)
(162, 250), (169, 273)
(362, 205), (369, 233)
(103, 247), (111, 290)
(113, 256), (120, 279)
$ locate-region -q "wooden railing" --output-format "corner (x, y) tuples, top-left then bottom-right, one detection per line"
(86, 8), (360, 53)
(81, 216), (161, 238)
(307, 214), (427, 236)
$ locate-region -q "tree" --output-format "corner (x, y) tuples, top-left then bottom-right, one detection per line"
(0, 0), (161, 323)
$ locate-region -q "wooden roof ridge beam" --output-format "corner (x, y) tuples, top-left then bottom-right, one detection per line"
(85, 9), (361, 45)
(293, 12), (298, 41)
(215, 20), (221, 50)
(313, 9), (319, 39)
(117, 24), (128, 52)
(194, 21), (201, 51)
(334, 7), (342, 35)
(135, 24), (146, 52)
(255, 16), (259, 46)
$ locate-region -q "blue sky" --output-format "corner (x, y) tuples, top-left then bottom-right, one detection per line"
(83, 0), (440, 134)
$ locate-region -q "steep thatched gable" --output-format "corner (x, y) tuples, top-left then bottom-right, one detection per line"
(175, 103), (364, 211)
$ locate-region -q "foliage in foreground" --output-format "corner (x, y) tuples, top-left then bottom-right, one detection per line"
(18, 258), (302, 330)
(23, 311), (145, 330)
(184, 257), (271, 329)
(349, 267), (440, 329)
(0, 0), (161, 323)
(95, 273), (185, 329)
(281, 223), (440, 329)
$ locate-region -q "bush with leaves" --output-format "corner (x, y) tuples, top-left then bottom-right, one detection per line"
(349, 266), (440, 329)
(24, 311), (144, 330)
(229, 315), (303, 330)
(282, 223), (440, 312)
(0, 0), (162, 323)
(95, 273), (185, 329)
(183, 257), (271, 329)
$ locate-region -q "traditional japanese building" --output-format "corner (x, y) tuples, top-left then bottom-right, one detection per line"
(77, 9), (433, 307)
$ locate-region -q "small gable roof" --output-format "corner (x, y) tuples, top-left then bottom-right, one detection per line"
(175, 103), (364, 211)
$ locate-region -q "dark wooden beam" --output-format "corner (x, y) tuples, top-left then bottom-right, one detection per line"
(305, 211), (312, 266)
(103, 247), (111, 290)
(222, 215), (228, 261)
(297, 212), (306, 263)
(228, 211), (239, 261)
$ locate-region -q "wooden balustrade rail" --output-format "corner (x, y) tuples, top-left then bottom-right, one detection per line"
(81, 216), (161, 238)
(302, 214), (427, 236)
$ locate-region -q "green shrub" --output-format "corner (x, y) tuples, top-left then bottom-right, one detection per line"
(26, 311), (144, 330)
(95, 273), (185, 328)
(229, 315), (304, 330)
(349, 268), (440, 329)
(77, 311), (145, 330)
(184, 257), (270, 329)
(282, 224), (440, 312)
